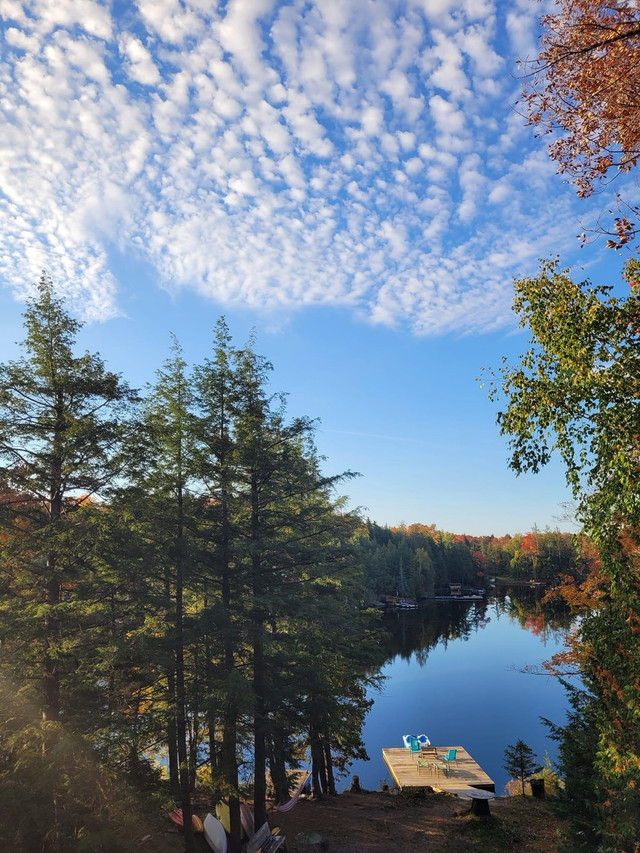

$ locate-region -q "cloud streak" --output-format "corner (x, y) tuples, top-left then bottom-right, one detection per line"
(0, 0), (596, 331)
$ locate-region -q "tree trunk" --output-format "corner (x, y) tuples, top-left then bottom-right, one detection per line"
(43, 475), (63, 723)
(267, 734), (290, 805)
(253, 618), (268, 828)
(323, 741), (336, 796)
(43, 572), (61, 722)
(167, 669), (180, 797)
(219, 474), (242, 853)
(166, 570), (179, 796)
(204, 588), (219, 779)
(310, 722), (326, 799)
(188, 646), (200, 791)
(175, 481), (195, 852)
(251, 471), (268, 829)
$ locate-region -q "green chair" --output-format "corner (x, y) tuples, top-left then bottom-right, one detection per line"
(416, 757), (431, 775)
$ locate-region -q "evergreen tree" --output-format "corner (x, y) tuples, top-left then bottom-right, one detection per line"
(0, 273), (136, 723)
(230, 337), (360, 825)
(503, 739), (540, 796)
(0, 299), (382, 852)
(193, 319), (246, 853)
(150, 340), (198, 851)
(119, 337), (199, 851)
(544, 682), (601, 852)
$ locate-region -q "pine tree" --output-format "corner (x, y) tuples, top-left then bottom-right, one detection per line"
(503, 740), (540, 796)
(543, 682), (601, 852)
(193, 319), (246, 853)
(120, 337), (198, 851)
(0, 273), (136, 723)
(229, 336), (362, 825)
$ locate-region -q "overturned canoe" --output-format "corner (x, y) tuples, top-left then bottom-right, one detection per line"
(204, 813), (228, 853)
(169, 808), (204, 833)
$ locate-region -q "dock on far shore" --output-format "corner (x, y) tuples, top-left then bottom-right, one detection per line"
(382, 746), (495, 795)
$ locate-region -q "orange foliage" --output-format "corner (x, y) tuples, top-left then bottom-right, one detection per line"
(525, 613), (544, 636)
(546, 567), (606, 611)
(523, 0), (640, 202)
(405, 523), (438, 538)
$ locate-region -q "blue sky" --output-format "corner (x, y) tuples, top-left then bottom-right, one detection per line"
(0, 0), (630, 535)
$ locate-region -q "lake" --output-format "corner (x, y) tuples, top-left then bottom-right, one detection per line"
(344, 590), (574, 794)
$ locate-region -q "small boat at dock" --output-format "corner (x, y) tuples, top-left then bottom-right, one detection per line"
(377, 595), (419, 610)
(423, 584), (485, 602)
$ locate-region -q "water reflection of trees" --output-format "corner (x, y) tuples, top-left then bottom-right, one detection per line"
(381, 590), (573, 664)
(382, 600), (492, 663)
(492, 588), (574, 646)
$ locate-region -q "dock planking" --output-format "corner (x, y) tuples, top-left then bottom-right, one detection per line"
(382, 746), (495, 794)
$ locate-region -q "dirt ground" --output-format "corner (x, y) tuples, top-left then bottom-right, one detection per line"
(152, 789), (566, 853)
(273, 789), (567, 853)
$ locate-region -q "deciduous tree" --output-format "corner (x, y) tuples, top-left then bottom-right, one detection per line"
(522, 0), (640, 247)
(523, 0), (640, 194)
(488, 257), (640, 850)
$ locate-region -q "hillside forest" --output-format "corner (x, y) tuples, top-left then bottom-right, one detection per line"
(356, 522), (590, 601)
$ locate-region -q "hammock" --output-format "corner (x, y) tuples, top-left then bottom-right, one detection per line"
(273, 771), (311, 813)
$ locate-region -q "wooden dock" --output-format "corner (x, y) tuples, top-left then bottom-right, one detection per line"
(382, 746), (495, 794)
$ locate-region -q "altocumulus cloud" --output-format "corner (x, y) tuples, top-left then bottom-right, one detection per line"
(0, 0), (597, 332)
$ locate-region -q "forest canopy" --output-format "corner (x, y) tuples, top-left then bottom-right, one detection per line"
(0, 275), (381, 853)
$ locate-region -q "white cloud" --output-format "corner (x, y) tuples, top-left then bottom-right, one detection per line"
(381, 68), (414, 108)
(505, 1), (539, 62)
(217, 0), (276, 78)
(411, 0), (459, 22)
(459, 24), (503, 77)
(0, 0), (597, 335)
(360, 104), (384, 136)
(428, 30), (470, 98)
(429, 94), (465, 134)
(118, 35), (160, 86)
(5, 26), (39, 51)
(137, 0), (205, 45)
(34, 0), (112, 40)
(487, 180), (511, 204)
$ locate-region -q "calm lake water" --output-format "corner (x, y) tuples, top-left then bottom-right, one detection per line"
(344, 591), (574, 795)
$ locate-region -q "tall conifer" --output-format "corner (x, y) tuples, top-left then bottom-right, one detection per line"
(0, 273), (135, 722)
(123, 337), (198, 851)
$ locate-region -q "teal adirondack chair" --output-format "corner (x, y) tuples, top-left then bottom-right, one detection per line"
(441, 748), (457, 769)
(409, 736), (421, 755)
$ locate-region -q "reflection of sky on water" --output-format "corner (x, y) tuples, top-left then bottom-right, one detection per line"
(345, 595), (574, 795)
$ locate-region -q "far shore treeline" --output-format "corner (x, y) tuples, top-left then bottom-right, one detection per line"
(357, 523), (589, 601)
